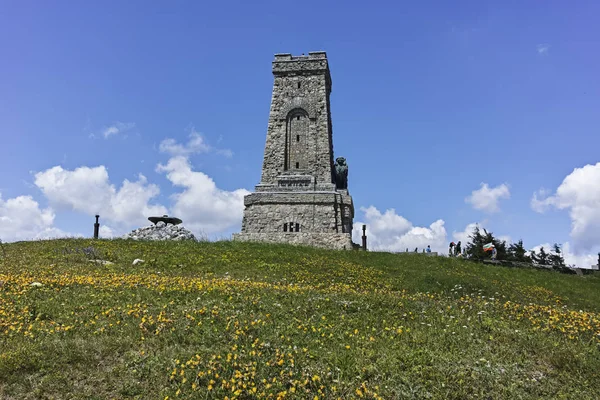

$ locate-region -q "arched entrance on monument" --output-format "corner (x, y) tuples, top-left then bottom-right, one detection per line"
(285, 108), (309, 171)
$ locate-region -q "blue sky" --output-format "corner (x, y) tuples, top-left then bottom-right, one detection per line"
(1, 1), (599, 267)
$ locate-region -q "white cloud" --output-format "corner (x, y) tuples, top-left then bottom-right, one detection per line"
(0, 193), (76, 242)
(530, 188), (552, 213)
(101, 122), (135, 139)
(452, 222), (479, 246)
(530, 242), (598, 269)
(498, 234), (512, 244)
(34, 165), (167, 228)
(159, 128), (232, 158)
(216, 148), (234, 158)
(352, 206), (447, 253)
(99, 225), (116, 238)
(156, 156), (249, 235)
(361, 206), (412, 235)
(160, 131), (210, 156)
(562, 243), (599, 269)
(537, 44), (550, 55)
(465, 183), (510, 213)
(35, 228), (83, 241)
(530, 162), (600, 252)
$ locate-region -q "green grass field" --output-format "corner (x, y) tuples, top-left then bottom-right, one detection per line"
(1, 239), (599, 399)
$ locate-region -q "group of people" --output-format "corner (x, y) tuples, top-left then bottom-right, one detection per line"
(448, 241), (463, 257)
(406, 242), (497, 260)
(406, 246), (433, 253)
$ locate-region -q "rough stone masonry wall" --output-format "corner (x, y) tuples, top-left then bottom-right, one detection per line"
(241, 203), (339, 233)
(260, 52), (334, 186)
(241, 191), (353, 234)
(232, 232), (353, 250)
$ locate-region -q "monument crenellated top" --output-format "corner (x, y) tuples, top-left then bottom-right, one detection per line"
(272, 52), (330, 78)
(273, 51), (327, 61)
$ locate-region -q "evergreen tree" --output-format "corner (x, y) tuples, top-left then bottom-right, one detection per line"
(507, 239), (531, 263)
(548, 243), (566, 269)
(531, 246), (549, 265)
(465, 226), (485, 259)
(465, 226), (507, 260)
(530, 249), (538, 263)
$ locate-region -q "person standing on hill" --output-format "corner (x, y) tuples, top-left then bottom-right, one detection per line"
(491, 247), (498, 260)
(449, 242), (455, 256)
(426, 245), (431, 253)
(455, 241), (462, 256)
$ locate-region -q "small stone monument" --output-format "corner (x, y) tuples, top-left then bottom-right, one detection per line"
(123, 215), (195, 241)
(148, 214), (183, 226)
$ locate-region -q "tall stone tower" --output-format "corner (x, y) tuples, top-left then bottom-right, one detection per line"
(233, 52), (354, 249)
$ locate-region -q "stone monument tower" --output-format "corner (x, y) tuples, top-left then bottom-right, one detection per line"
(233, 52), (354, 249)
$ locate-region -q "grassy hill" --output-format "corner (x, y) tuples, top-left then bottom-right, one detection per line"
(1, 239), (599, 399)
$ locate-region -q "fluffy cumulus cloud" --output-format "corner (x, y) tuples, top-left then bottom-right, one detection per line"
(465, 183), (510, 213)
(531, 162), (600, 253)
(99, 225), (116, 239)
(159, 128), (232, 158)
(34, 165), (167, 228)
(452, 222), (479, 246)
(156, 156), (249, 235)
(2, 124), (250, 240)
(0, 193), (77, 242)
(31, 127), (246, 238)
(352, 206), (447, 253)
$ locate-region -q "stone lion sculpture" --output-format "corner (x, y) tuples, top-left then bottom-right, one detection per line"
(334, 157), (348, 189)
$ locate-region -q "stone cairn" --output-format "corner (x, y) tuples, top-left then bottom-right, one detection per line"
(123, 215), (196, 241)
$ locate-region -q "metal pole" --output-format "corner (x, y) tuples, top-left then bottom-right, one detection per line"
(361, 224), (367, 251)
(93, 215), (100, 239)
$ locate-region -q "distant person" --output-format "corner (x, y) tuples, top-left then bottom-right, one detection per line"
(491, 247), (498, 260)
(426, 245), (431, 253)
(449, 242), (455, 256)
(455, 241), (462, 256)
(414, 247), (418, 253)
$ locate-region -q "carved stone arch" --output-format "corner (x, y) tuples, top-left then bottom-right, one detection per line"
(286, 107), (309, 121)
(279, 97), (317, 120)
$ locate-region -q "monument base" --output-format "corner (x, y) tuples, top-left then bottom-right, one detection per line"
(232, 232), (353, 250)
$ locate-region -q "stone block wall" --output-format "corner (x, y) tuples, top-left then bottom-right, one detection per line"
(232, 232), (354, 250)
(241, 192), (353, 234)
